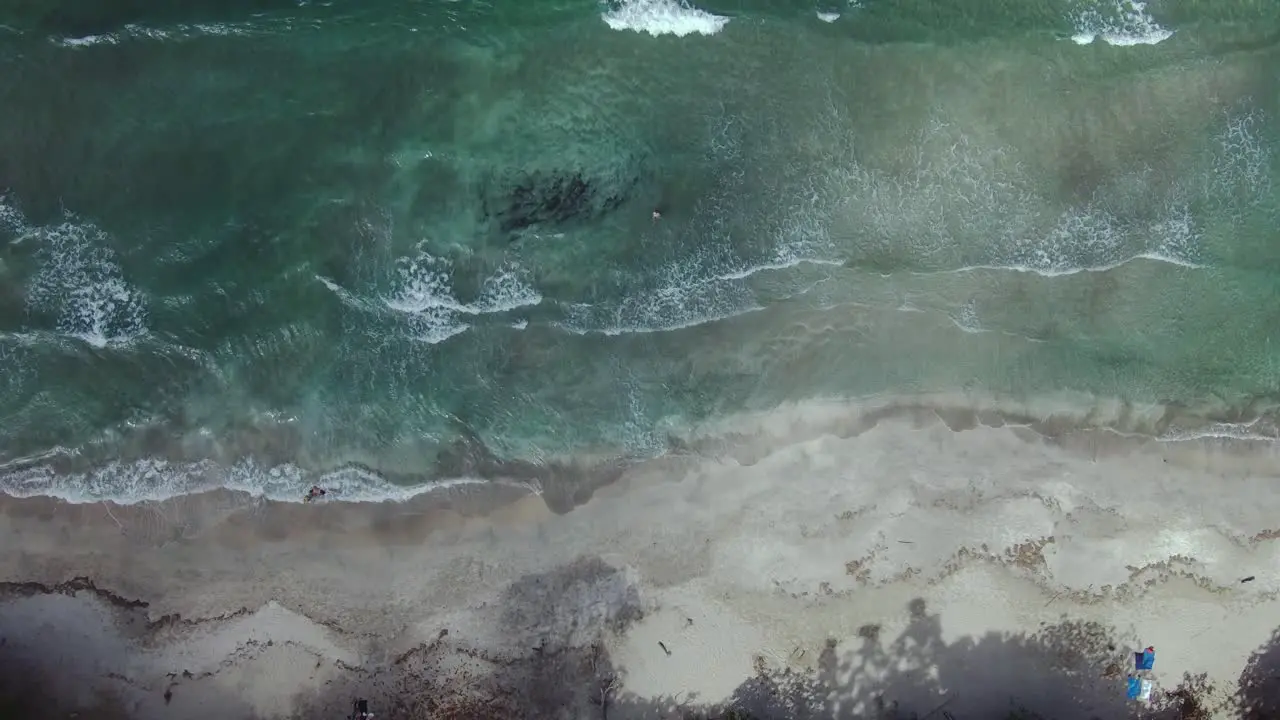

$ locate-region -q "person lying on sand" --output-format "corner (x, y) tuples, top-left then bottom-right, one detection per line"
(350, 698), (374, 719)
(303, 485), (327, 502)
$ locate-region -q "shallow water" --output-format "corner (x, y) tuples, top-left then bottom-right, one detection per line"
(0, 0), (1278, 502)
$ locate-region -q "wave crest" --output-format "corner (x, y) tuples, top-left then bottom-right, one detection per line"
(1071, 0), (1172, 46)
(601, 0), (729, 38)
(319, 246), (542, 345)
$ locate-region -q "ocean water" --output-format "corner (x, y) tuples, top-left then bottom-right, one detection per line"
(0, 0), (1277, 503)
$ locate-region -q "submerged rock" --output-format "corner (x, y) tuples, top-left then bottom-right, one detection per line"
(483, 166), (642, 234)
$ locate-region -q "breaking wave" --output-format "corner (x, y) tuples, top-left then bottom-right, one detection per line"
(0, 455), (541, 505)
(601, 0), (730, 37)
(9, 203), (149, 349)
(319, 246), (542, 345)
(1071, 0), (1172, 46)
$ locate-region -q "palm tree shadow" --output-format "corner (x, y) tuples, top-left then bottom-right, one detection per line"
(609, 598), (1215, 720)
(1237, 627), (1280, 720)
(262, 557), (1240, 720)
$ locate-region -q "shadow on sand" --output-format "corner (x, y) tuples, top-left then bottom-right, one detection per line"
(4, 555), (1280, 719)
(603, 597), (1220, 720)
(287, 558), (1280, 720)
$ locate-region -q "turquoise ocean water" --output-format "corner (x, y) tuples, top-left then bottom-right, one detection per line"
(0, 0), (1277, 502)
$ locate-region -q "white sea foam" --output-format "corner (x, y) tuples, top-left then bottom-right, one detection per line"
(918, 251), (1202, 282)
(0, 196), (26, 235)
(387, 251), (541, 344)
(315, 275), (381, 314)
(560, 271), (760, 337)
(560, 240), (839, 336)
(949, 301), (984, 334)
(0, 457), (542, 505)
(561, 301), (764, 337)
(1211, 106), (1272, 206)
(473, 266), (545, 314)
(998, 200), (1201, 275)
(712, 253), (842, 282)
(838, 113), (1214, 277)
(816, 12), (840, 23)
(1071, 0), (1172, 46)
(385, 254), (540, 317)
(561, 186), (841, 337)
(381, 252), (470, 343)
(5, 393), (1275, 506)
(1159, 421), (1279, 443)
(319, 246), (541, 345)
(16, 208), (148, 348)
(50, 21), (258, 48)
(602, 0), (730, 37)
(54, 34), (118, 47)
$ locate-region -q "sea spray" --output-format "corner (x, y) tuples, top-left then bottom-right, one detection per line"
(601, 0), (729, 37)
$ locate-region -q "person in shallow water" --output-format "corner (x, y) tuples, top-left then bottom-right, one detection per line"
(303, 485), (327, 502)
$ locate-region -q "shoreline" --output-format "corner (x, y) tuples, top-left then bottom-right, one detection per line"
(7, 388), (1280, 506)
(5, 397), (1280, 717)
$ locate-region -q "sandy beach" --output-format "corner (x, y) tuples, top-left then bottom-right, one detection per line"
(6, 396), (1280, 719)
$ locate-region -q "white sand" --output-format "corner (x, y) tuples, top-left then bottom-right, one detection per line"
(3, 396), (1280, 717)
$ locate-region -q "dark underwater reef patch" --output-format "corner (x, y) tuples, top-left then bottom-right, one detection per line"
(481, 162), (647, 235)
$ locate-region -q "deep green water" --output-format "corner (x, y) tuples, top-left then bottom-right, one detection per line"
(0, 0), (1278, 501)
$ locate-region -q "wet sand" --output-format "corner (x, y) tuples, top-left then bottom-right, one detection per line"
(6, 396), (1280, 718)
